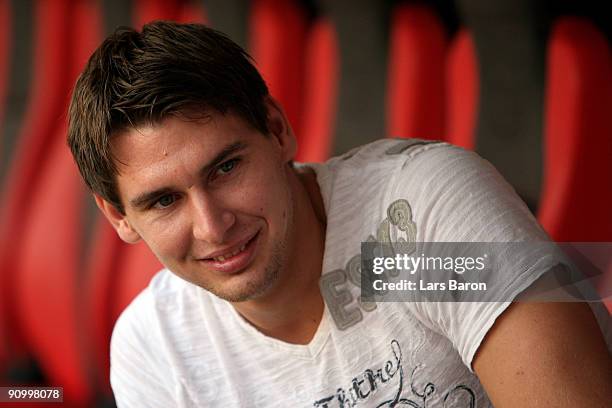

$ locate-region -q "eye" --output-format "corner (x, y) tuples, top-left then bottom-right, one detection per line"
(153, 193), (178, 209)
(216, 158), (240, 176)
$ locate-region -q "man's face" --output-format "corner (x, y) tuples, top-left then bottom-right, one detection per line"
(99, 103), (298, 302)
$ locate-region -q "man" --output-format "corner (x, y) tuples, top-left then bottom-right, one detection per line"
(68, 21), (611, 407)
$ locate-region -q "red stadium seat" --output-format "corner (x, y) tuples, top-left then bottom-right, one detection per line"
(86, 221), (162, 396)
(0, 0), (11, 368)
(0, 0), (9, 154)
(85, 223), (162, 396)
(446, 29), (478, 150)
(539, 17), (612, 312)
(296, 17), (338, 162)
(111, 242), (163, 325)
(0, 0), (74, 367)
(16, 128), (92, 405)
(539, 17), (612, 242)
(133, 0), (206, 27)
(133, 0), (180, 28)
(176, 0), (207, 23)
(12, 0), (104, 404)
(386, 4), (447, 140)
(249, 0), (307, 133)
(84, 220), (125, 396)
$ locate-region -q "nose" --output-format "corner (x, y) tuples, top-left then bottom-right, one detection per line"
(191, 189), (236, 244)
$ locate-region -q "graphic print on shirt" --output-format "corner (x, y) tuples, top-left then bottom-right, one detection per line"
(320, 199), (417, 331)
(312, 339), (476, 408)
(317, 142), (477, 407)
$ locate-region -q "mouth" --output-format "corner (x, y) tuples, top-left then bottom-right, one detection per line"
(200, 230), (260, 274)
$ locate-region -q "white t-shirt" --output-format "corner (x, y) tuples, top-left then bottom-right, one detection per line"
(110, 139), (606, 407)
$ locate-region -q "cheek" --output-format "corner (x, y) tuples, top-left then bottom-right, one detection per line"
(241, 174), (291, 220)
(232, 153), (292, 216)
(236, 187), (272, 217)
(141, 215), (193, 262)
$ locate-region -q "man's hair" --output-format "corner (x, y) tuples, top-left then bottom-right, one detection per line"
(68, 21), (270, 214)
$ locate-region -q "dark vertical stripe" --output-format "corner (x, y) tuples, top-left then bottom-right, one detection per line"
(428, 0), (461, 37)
(202, 0), (248, 49)
(102, 0), (132, 34)
(322, 0), (391, 156)
(0, 0), (33, 190)
(457, 0), (548, 212)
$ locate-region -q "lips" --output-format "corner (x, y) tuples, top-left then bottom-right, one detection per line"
(200, 230), (260, 274)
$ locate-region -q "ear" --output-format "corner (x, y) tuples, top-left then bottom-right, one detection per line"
(265, 96), (297, 162)
(94, 194), (142, 244)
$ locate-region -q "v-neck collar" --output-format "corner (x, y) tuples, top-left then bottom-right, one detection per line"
(222, 300), (332, 359)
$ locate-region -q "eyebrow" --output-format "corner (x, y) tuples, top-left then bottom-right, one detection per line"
(128, 141), (248, 210)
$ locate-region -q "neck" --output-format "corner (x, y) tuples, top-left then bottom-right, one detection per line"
(231, 166), (326, 344)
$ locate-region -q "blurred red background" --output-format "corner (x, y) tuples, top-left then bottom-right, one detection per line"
(0, 0), (610, 406)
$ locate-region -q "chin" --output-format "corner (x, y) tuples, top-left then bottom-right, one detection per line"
(210, 264), (280, 303)
(217, 234), (288, 303)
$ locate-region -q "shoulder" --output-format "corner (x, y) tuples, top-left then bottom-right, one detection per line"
(110, 270), (190, 406)
(317, 138), (489, 197)
(111, 269), (208, 356)
(326, 138), (450, 168)
(111, 270), (170, 350)
(115, 269), (184, 318)
(307, 138), (455, 209)
(110, 270), (215, 405)
(113, 268), (207, 332)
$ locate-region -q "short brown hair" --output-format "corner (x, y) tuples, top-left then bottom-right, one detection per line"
(68, 21), (269, 213)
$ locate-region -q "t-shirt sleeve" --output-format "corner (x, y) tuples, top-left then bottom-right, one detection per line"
(391, 143), (558, 371)
(110, 289), (176, 407)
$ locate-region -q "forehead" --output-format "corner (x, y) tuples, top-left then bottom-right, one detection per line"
(110, 111), (260, 198)
(112, 112), (253, 167)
